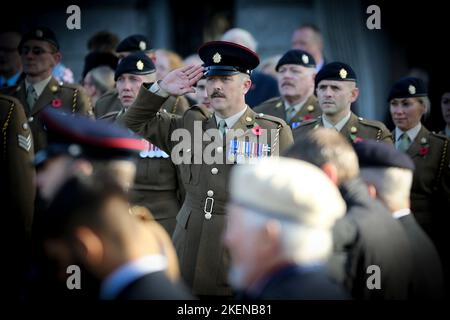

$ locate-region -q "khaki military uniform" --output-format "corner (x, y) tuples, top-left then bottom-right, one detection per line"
(0, 94), (35, 296)
(95, 89), (190, 119)
(123, 86), (293, 296)
(1, 77), (92, 152)
(392, 127), (450, 237)
(100, 94), (188, 236)
(293, 112), (393, 144)
(254, 95), (320, 129)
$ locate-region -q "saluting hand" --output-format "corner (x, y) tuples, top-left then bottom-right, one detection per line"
(160, 65), (204, 96)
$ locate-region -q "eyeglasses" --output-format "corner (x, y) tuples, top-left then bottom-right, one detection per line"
(20, 46), (55, 55)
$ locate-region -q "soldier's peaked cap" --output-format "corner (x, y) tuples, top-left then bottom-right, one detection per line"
(34, 107), (145, 167)
(198, 41), (259, 76)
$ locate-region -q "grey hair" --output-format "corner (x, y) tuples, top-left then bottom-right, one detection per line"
(221, 28), (258, 52)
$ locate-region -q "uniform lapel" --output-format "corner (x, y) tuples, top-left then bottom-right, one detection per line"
(31, 77), (59, 116)
(227, 107), (257, 140)
(407, 126), (429, 159)
(291, 95), (317, 122)
(340, 112), (359, 139)
(271, 98), (286, 120)
(15, 81), (29, 115)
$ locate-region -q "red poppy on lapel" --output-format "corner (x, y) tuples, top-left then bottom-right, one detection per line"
(51, 98), (62, 108)
(252, 125), (263, 136)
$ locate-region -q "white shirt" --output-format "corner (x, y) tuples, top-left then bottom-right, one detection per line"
(215, 106), (248, 133)
(322, 111), (352, 132)
(25, 75), (52, 97)
(392, 208), (411, 220)
(100, 254), (167, 300)
(395, 123), (422, 149)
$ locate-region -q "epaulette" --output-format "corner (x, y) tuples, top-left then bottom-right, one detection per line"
(255, 112), (287, 126)
(260, 96), (282, 107)
(431, 131), (449, 141)
(297, 116), (320, 128)
(185, 104), (212, 118)
(358, 117), (387, 130)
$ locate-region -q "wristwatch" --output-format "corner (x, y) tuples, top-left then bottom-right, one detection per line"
(149, 81), (169, 98)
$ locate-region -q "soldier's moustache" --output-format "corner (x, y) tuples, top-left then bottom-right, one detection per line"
(211, 91), (226, 98)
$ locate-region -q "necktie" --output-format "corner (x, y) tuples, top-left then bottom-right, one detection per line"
(286, 105), (297, 123)
(27, 85), (38, 110)
(398, 133), (411, 152)
(218, 119), (227, 136)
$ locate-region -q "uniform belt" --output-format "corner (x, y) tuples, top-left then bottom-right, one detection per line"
(184, 193), (228, 215)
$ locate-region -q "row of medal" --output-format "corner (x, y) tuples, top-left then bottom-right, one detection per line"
(227, 139), (271, 164)
(139, 139), (169, 158)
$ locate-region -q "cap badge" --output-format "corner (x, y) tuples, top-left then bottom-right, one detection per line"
(35, 29), (43, 38)
(408, 85), (416, 95)
(139, 41), (147, 51)
(136, 60), (144, 71)
(339, 68), (348, 79)
(213, 52), (222, 63)
(301, 54), (309, 64)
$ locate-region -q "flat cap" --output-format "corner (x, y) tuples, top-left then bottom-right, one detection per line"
(230, 157), (345, 228)
(116, 34), (151, 53)
(315, 61), (356, 87)
(19, 26), (59, 51)
(387, 77), (427, 102)
(276, 49), (316, 71)
(82, 52), (118, 79)
(198, 40), (259, 76)
(34, 107), (145, 167)
(114, 52), (155, 81)
(353, 140), (415, 170)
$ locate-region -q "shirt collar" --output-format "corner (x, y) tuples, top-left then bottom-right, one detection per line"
(284, 97), (308, 113)
(100, 254), (167, 300)
(395, 122), (422, 143)
(322, 111), (352, 131)
(392, 208), (411, 219)
(25, 75), (52, 97)
(215, 105), (248, 129)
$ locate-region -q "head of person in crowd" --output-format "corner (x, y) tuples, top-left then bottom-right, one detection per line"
(41, 173), (176, 298)
(315, 62), (359, 123)
(115, 52), (156, 109)
(276, 49), (316, 106)
(154, 49), (184, 81)
(284, 127), (359, 186)
(221, 28), (258, 52)
(354, 140), (415, 213)
(81, 51), (118, 80)
(116, 34), (154, 61)
(441, 89), (450, 136)
(388, 77), (430, 132)
(0, 30), (22, 80)
(291, 24), (324, 67)
(198, 41), (259, 118)
(194, 76), (210, 109)
(83, 65), (116, 106)
(224, 157), (345, 292)
(87, 30), (120, 53)
(34, 107), (145, 203)
(260, 54), (281, 79)
(19, 27), (61, 83)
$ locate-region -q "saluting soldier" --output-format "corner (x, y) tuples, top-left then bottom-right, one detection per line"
(293, 62), (392, 144)
(94, 34), (190, 119)
(0, 94), (35, 298)
(123, 41), (293, 297)
(254, 49), (320, 129)
(102, 52), (183, 236)
(0, 27), (91, 153)
(388, 77), (450, 256)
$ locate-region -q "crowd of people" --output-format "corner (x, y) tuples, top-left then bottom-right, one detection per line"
(0, 23), (449, 301)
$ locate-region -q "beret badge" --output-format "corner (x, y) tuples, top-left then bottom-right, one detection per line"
(408, 85), (416, 95)
(139, 41), (146, 51)
(339, 68), (348, 79)
(301, 54), (309, 64)
(136, 60), (144, 71)
(213, 52), (222, 63)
